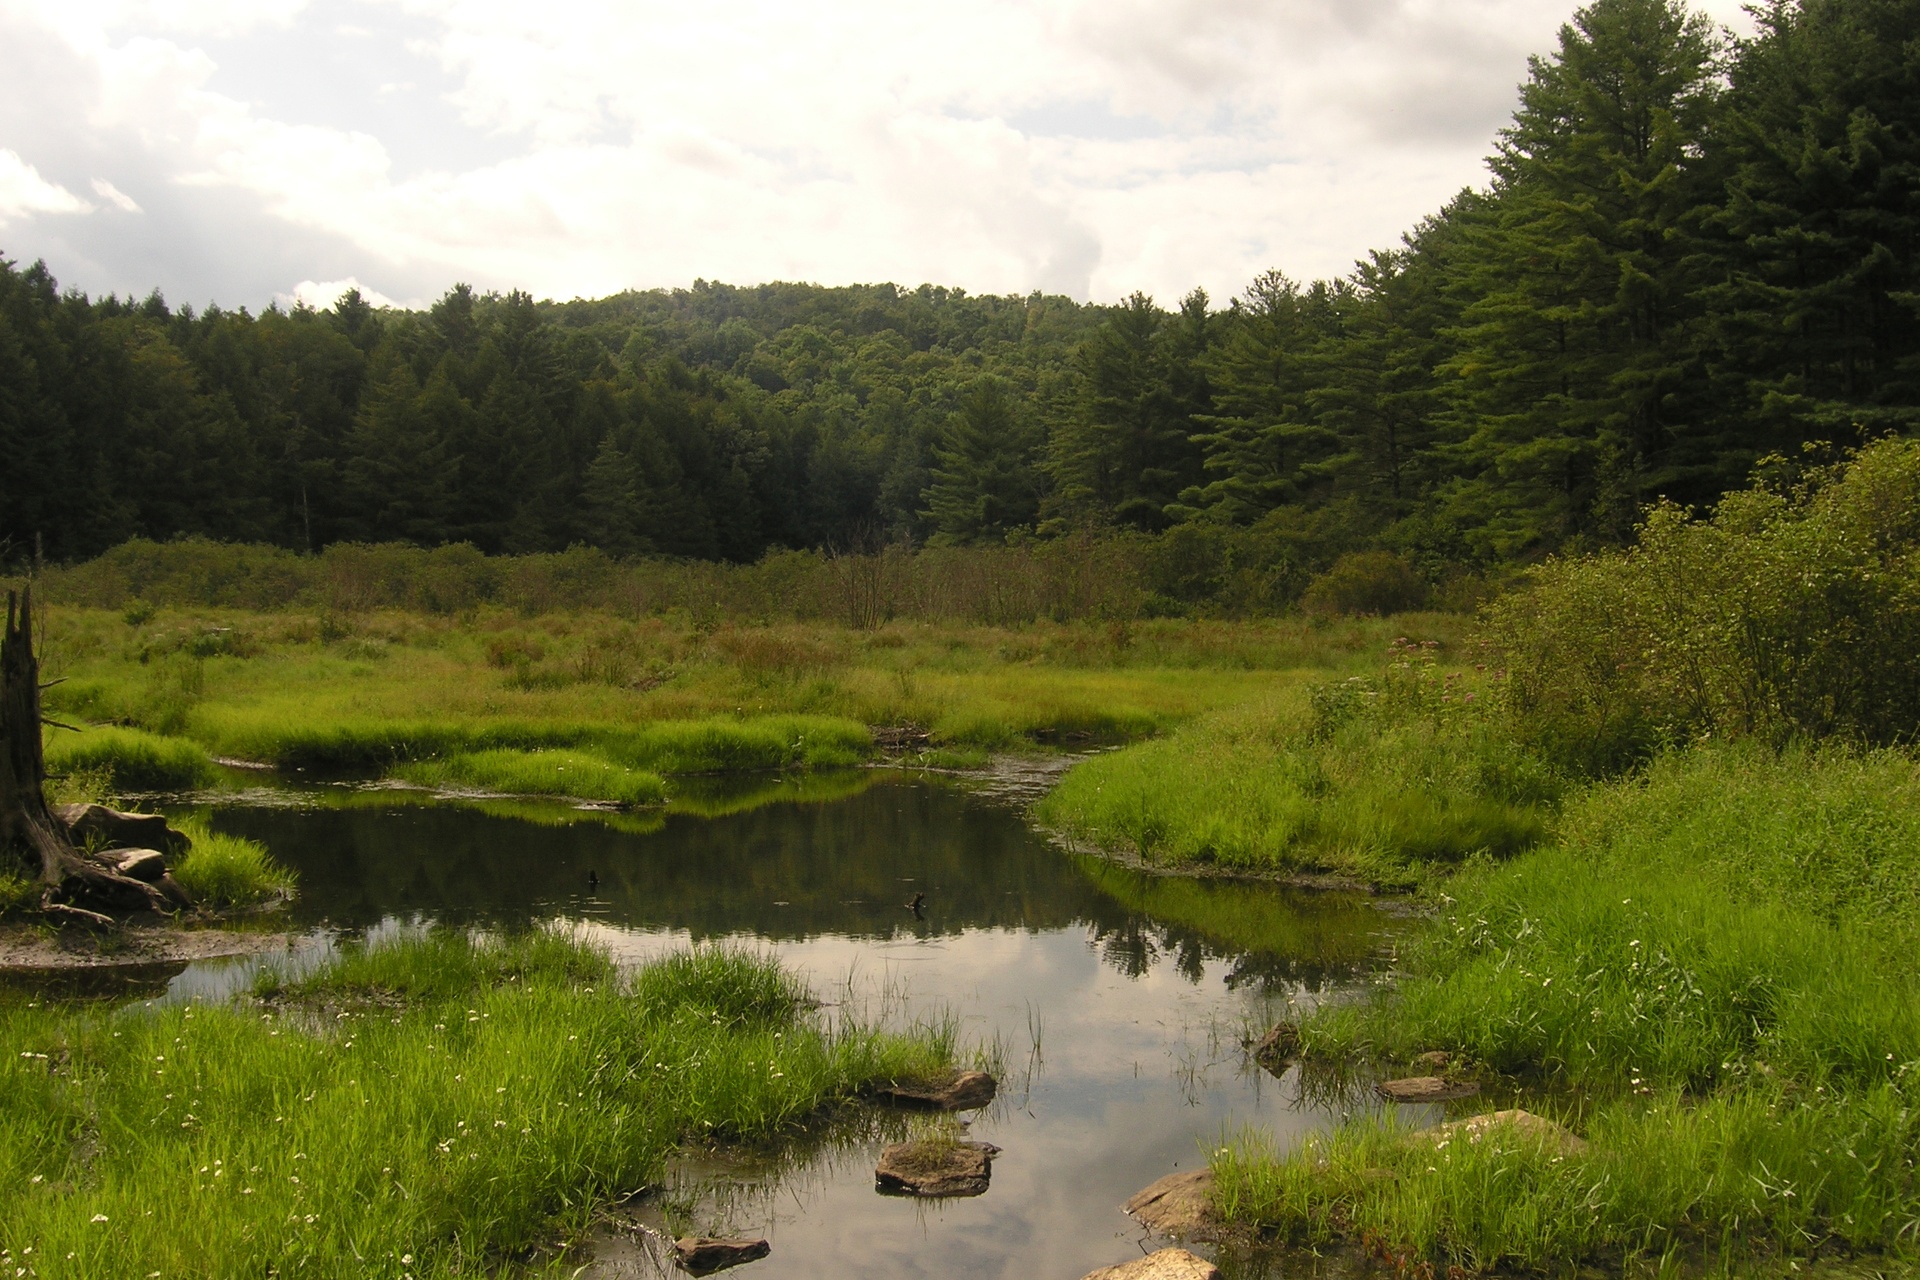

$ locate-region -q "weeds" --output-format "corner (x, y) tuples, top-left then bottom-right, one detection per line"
(168, 817), (294, 909)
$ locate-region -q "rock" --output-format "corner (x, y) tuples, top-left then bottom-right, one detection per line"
(114, 849), (168, 884)
(1415, 1050), (1451, 1069)
(1124, 1169), (1216, 1238)
(872, 1069), (998, 1111)
(670, 1236), (770, 1276)
(1376, 1075), (1480, 1103)
(55, 805), (190, 857)
(1251, 1023), (1299, 1074)
(874, 1138), (999, 1197)
(1082, 1247), (1221, 1280)
(1416, 1109), (1587, 1156)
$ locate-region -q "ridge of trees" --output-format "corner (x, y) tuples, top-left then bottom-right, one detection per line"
(4, 0), (1917, 585)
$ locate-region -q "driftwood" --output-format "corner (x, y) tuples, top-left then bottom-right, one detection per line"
(2, 586), (179, 920)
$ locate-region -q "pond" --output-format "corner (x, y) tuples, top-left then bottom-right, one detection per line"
(157, 769), (1410, 1279)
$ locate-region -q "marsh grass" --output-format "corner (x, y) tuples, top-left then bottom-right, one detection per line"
(168, 817), (295, 909)
(0, 932), (955, 1279)
(1218, 746), (1920, 1271)
(1038, 673), (1556, 884)
(34, 607), (1445, 788)
(42, 726), (218, 793)
(395, 750), (668, 806)
(1214, 1082), (1920, 1270)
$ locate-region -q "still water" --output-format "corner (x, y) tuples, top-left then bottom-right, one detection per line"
(167, 770), (1406, 1279)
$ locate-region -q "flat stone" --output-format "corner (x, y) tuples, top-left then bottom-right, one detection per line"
(670, 1237), (770, 1276)
(1376, 1075), (1480, 1103)
(1124, 1169), (1215, 1238)
(55, 804), (190, 856)
(1416, 1109), (1587, 1156)
(874, 1139), (999, 1197)
(872, 1069), (997, 1111)
(1251, 1023), (1298, 1074)
(1082, 1247), (1221, 1280)
(114, 850), (168, 884)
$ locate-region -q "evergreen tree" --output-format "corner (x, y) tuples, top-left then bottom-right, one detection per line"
(921, 377), (1042, 543)
(1445, 0), (1724, 553)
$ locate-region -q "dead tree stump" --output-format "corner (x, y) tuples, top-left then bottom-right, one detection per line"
(2, 586), (176, 922)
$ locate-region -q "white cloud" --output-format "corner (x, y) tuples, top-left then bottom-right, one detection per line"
(90, 177), (143, 211)
(0, 149), (92, 225)
(0, 0), (1764, 307)
(280, 276), (411, 309)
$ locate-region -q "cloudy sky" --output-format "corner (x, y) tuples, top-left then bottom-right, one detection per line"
(0, 0), (1754, 312)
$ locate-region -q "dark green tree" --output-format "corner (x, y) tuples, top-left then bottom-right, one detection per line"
(921, 377), (1042, 543)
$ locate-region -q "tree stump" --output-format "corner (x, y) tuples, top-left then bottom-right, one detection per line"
(2, 587), (178, 921)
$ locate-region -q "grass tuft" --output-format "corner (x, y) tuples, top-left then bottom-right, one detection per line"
(168, 816), (295, 909)
(395, 750), (667, 806)
(42, 727), (218, 793)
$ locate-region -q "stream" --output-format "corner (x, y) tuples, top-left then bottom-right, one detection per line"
(146, 768), (1408, 1279)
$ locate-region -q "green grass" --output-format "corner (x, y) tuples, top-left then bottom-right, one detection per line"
(395, 750), (668, 806)
(1216, 745), (1920, 1272)
(0, 931), (955, 1279)
(34, 608), (1452, 785)
(42, 726), (218, 793)
(168, 817), (295, 909)
(1037, 680), (1557, 885)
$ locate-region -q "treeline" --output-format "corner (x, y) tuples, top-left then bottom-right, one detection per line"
(4, 0), (1917, 579)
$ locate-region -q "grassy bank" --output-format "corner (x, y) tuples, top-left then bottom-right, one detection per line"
(0, 931), (955, 1278)
(1038, 640), (1557, 885)
(1216, 746), (1920, 1271)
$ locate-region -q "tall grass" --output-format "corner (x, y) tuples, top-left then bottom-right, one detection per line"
(1218, 746), (1920, 1270)
(1038, 663), (1557, 884)
(395, 750), (668, 806)
(168, 817), (295, 909)
(0, 932), (954, 1279)
(42, 726), (218, 792)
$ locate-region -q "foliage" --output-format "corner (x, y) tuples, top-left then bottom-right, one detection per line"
(395, 750), (668, 806)
(1486, 436), (1920, 770)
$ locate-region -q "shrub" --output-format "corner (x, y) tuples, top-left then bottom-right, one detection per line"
(1487, 437), (1920, 768)
(1300, 552), (1429, 617)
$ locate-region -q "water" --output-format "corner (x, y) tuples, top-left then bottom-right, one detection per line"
(159, 770), (1407, 1278)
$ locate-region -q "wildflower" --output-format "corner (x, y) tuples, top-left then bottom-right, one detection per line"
(91, 1215), (108, 1224)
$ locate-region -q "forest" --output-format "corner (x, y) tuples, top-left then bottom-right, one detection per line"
(5, 0), (1918, 587)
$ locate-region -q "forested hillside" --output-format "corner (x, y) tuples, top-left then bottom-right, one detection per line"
(4, 0), (1917, 586)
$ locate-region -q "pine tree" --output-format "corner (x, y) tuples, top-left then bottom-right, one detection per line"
(921, 377), (1042, 543)
(1445, 0), (1725, 553)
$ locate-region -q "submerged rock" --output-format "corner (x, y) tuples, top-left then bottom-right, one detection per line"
(670, 1236), (770, 1276)
(1082, 1247), (1221, 1280)
(1251, 1023), (1299, 1075)
(1124, 1169), (1216, 1238)
(874, 1138), (999, 1197)
(872, 1069), (998, 1111)
(56, 804), (190, 857)
(1376, 1075), (1480, 1103)
(1417, 1108), (1586, 1155)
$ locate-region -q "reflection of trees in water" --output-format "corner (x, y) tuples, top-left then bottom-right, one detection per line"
(1087, 914), (1373, 994)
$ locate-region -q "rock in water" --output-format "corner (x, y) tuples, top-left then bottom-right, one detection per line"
(1082, 1248), (1221, 1280)
(670, 1237), (770, 1276)
(1376, 1075), (1480, 1102)
(872, 1069), (997, 1111)
(874, 1139), (999, 1197)
(1124, 1169), (1216, 1238)
(1251, 1022), (1299, 1074)
(1416, 1109), (1586, 1156)
(114, 849), (168, 884)
(55, 804), (191, 856)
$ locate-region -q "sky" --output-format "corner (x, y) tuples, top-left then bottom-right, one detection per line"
(0, 0), (1757, 312)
